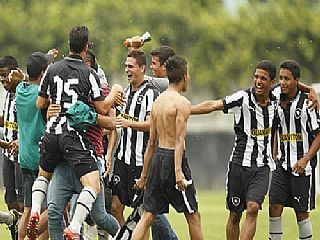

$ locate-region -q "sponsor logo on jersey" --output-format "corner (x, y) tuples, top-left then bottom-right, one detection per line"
(251, 127), (272, 137)
(280, 133), (302, 142)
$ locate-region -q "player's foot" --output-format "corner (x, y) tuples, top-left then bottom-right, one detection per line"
(64, 227), (80, 240)
(8, 209), (21, 240)
(27, 212), (39, 239)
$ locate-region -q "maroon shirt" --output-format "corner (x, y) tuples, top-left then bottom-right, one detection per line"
(86, 83), (110, 156)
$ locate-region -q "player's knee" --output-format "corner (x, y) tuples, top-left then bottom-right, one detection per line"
(185, 211), (201, 226)
(296, 211), (309, 222)
(246, 202), (259, 217)
(229, 211), (241, 224)
(269, 204), (283, 217)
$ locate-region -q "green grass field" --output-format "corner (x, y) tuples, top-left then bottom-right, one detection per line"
(0, 189), (319, 239)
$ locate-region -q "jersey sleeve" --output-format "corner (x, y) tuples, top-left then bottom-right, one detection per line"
(89, 70), (105, 101)
(307, 108), (320, 133)
(145, 88), (160, 118)
(222, 90), (245, 114)
(38, 68), (50, 98)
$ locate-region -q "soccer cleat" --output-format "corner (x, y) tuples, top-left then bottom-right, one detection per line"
(27, 212), (39, 240)
(8, 209), (21, 240)
(64, 227), (80, 240)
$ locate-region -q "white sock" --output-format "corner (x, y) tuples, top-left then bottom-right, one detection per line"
(31, 176), (49, 214)
(298, 218), (312, 240)
(0, 211), (13, 226)
(69, 186), (97, 234)
(269, 216), (283, 240)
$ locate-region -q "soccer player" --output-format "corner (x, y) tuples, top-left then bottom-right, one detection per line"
(0, 56), (24, 216)
(110, 49), (160, 228)
(268, 60), (320, 240)
(15, 52), (50, 240)
(132, 56), (203, 240)
(27, 25), (123, 240)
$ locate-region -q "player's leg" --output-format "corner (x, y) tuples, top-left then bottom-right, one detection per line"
(62, 131), (100, 238)
(132, 211), (155, 240)
(269, 165), (290, 240)
(110, 159), (129, 226)
(240, 201), (259, 240)
(225, 162), (246, 240)
(47, 162), (77, 240)
(240, 165), (269, 240)
(292, 173), (314, 240)
(90, 157), (119, 237)
(184, 211), (203, 240)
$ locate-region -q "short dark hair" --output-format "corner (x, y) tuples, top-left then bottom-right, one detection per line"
(69, 26), (89, 54)
(27, 52), (48, 80)
(0, 56), (18, 70)
(150, 45), (176, 65)
(127, 49), (146, 67)
(280, 60), (300, 79)
(166, 56), (187, 84)
(255, 60), (276, 80)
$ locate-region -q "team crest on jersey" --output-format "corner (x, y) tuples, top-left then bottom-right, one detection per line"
(295, 108), (302, 119)
(137, 95), (144, 104)
(112, 175), (121, 186)
(231, 197), (241, 206)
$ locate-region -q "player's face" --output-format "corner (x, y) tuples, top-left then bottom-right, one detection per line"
(0, 67), (11, 91)
(253, 69), (273, 97)
(125, 57), (144, 87)
(150, 56), (165, 78)
(84, 54), (93, 68)
(279, 68), (298, 95)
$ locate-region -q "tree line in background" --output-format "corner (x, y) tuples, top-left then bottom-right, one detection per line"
(1, 0), (320, 99)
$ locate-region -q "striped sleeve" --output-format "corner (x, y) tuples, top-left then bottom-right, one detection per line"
(89, 70), (104, 101)
(307, 108), (320, 133)
(223, 90), (245, 114)
(38, 67), (50, 98)
(145, 88), (160, 116)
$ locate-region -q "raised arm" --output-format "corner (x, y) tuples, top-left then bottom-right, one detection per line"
(191, 99), (224, 115)
(93, 84), (124, 115)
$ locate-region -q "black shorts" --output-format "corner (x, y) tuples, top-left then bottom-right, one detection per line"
(39, 131), (98, 178)
(226, 162), (269, 213)
(143, 148), (198, 215)
(269, 164), (315, 212)
(110, 158), (142, 207)
(2, 156), (24, 205)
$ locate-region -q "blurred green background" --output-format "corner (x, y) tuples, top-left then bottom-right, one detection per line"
(1, 0), (320, 100)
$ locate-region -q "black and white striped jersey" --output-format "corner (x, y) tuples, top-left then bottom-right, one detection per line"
(223, 87), (278, 169)
(115, 81), (159, 166)
(275, 91), (320, 176)
(38, 55), (104, 134)
(2, 91), (18, 161)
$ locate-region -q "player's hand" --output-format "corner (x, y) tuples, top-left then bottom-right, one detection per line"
(116, 116), (130, 128)
(105, 152), (112, 176)
(112, 84), (123, 93)
(307, 88), (319, 110)
(133, 177), (146, 190)
(46, 104), (61, 120)
(47, 48), (59, 59)
(175, 170), (186, 191)
(9, 68), (26, 82)
(292, 158), (308, 174)
(8, 140), (18, 155)
(115, 92), (126, 107)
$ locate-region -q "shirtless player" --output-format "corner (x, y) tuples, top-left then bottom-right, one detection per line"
(131, 56), (203, 240)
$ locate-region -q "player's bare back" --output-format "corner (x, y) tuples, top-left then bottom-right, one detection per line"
(151, 90), (191, 149)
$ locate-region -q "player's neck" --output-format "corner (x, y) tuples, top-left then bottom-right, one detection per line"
(167, 84), (182, 93)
